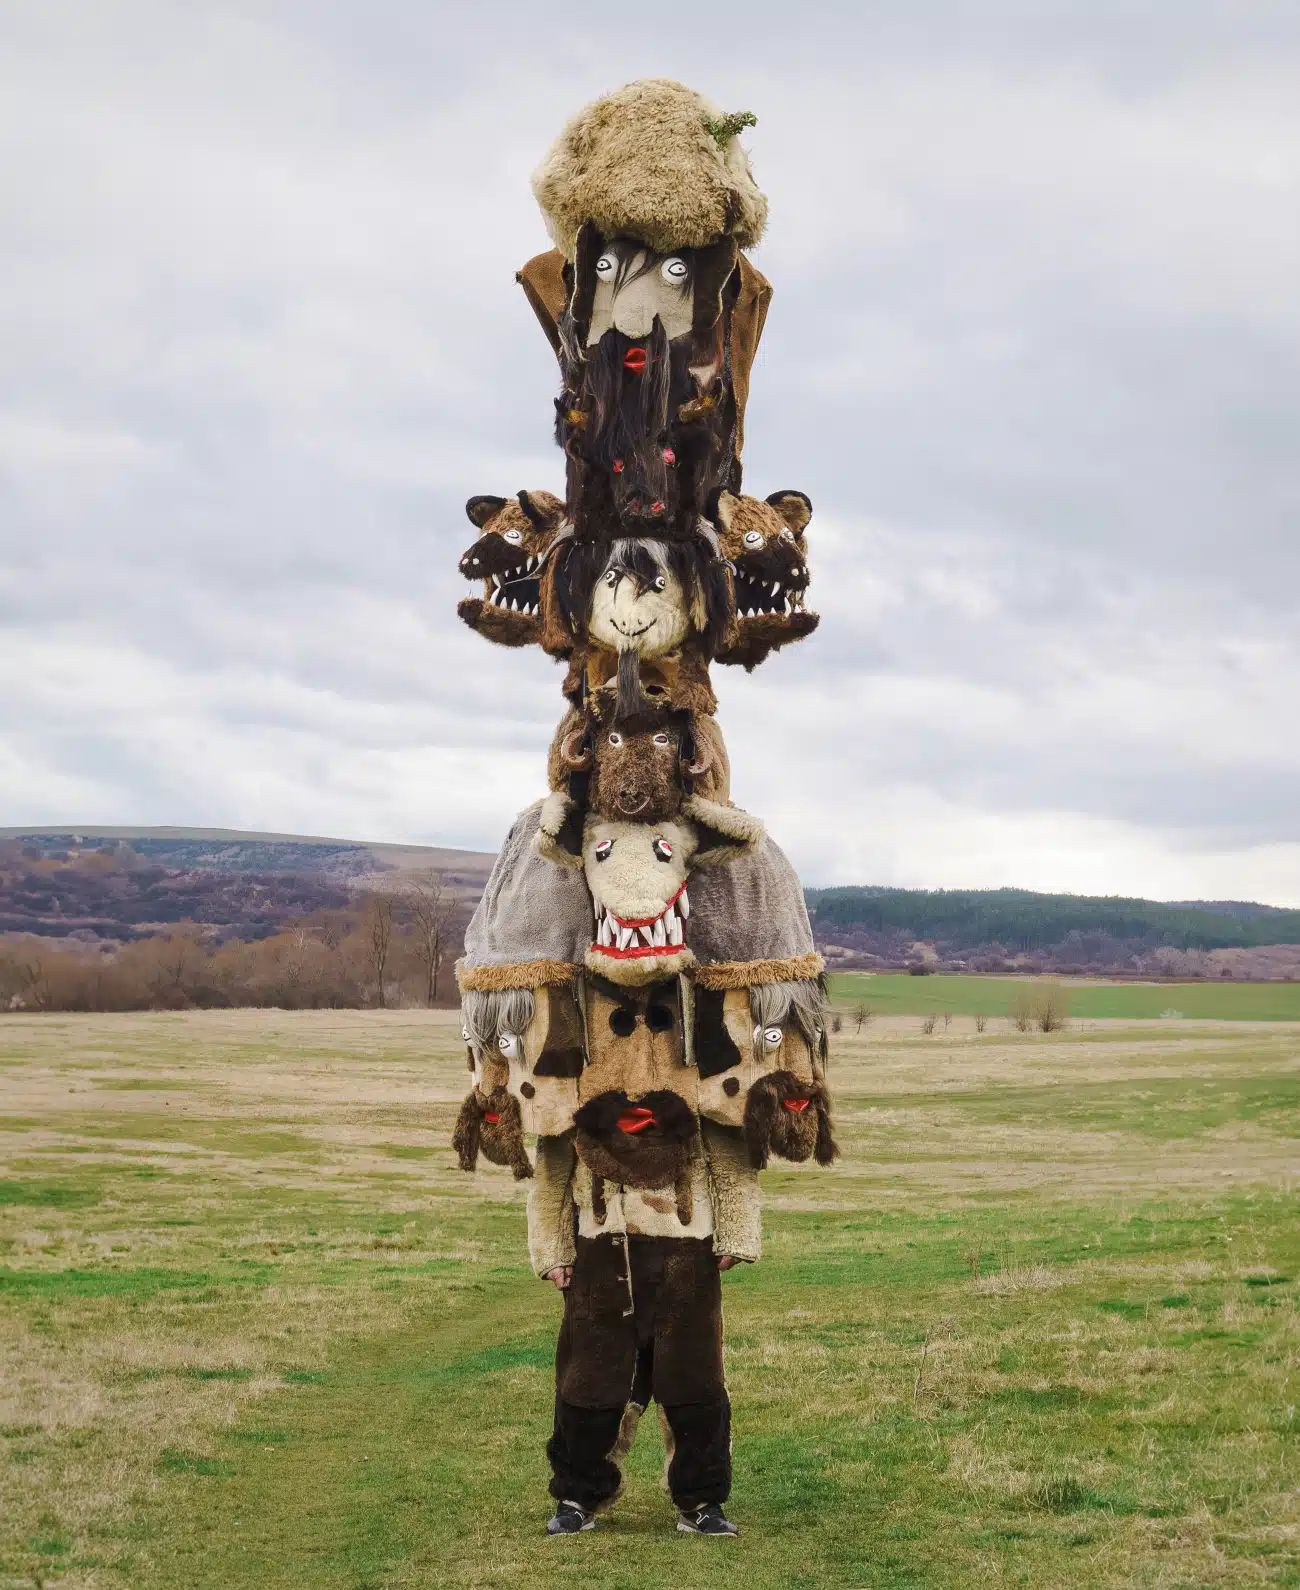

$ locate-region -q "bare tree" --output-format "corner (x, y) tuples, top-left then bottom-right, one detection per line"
(404, 871), (457, 1007)
(365, 894), (395, 1008)
(1035, 983), (1069, 1032)
(1008, 987), (1036, 1033)
(852, 1002), (872, 1034)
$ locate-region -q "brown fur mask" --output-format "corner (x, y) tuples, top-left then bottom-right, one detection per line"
(456, 490), (566, 649)
(554, 229), (741, 547)
(574, 1087), (697, 1225)
(742, 1071), (838, 1170)
(551, 698), (724, 819)
(714, 490), (819, 670)
(451, 1087), (533, 1180)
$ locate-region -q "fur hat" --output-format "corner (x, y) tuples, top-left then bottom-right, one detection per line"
(533, 78), (768, 259)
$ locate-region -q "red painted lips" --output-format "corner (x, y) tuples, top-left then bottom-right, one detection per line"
(617, 1105), (657, 1135)
(781, 1097), (811, 1113)
(623, 346), (647, 374)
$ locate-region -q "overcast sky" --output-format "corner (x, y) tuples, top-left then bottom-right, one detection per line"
(2, 2), (1299, 900)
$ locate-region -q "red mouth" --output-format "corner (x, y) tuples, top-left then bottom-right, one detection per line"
(617, 1106), (657, 1135)
(590, 881), (690, 959)
(623, 346), (647, 374)
(781, 1097), (811, 1113)
(483, 1111), (500, 1124)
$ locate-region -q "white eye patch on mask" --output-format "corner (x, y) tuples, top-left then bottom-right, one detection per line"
(587, 244), (694, 346)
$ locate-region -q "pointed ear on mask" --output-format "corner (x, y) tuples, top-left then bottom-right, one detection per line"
(536, 792), (585, 869)
(466, 495), (508, 529)
(765, 490), (812, 536)
(682, 795), (764, 868)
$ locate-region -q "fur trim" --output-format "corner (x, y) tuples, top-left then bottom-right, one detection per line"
(682, 795), (764, 867)
(455, 957), (580, 993)
(690, 952), (825, 990)
(584, 943), (695, 987)
(743, 1071), (838, 1170)
(533, 78), (768, 259)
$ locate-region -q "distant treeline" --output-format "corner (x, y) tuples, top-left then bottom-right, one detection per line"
(805, 886), (1300, 954)
(1, 884), (467, 1015)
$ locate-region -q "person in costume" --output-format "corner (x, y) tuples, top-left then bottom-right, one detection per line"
(450, 78), (837, 1539)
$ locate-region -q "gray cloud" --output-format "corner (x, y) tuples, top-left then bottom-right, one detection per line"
(1, 1), (1298, 900)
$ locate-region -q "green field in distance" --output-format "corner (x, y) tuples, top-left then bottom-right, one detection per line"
(828, 971), (1300, 1021)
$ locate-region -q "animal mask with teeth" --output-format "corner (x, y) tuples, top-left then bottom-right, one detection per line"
(456, 490), (568, 649)
(535, 792), (765, 986)
(714, 489), (820, 670)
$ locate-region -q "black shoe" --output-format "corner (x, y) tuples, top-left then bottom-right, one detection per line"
(547, 1500), (596, 1536)
(677, 1504), (738, 1536)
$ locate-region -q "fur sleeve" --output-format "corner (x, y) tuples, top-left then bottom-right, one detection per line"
(527, 1130), (578, 1277)
(700, 1117), (762, 1263)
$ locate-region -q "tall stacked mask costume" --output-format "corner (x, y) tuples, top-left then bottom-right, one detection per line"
(453, 79), (837, 1528)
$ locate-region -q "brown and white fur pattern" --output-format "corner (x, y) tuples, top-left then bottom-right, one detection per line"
(536, 791), (763, 987)
(715, 489), (819, 670)
(456, 490), (567, 649)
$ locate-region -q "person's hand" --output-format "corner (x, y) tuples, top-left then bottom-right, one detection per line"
(717, 1254), (740, 1272)
(544, 1265), (573, 1290)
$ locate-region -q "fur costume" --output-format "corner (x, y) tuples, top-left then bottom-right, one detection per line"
(449, 81), (835, 1525)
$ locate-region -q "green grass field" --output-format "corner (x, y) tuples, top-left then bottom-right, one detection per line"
(829, 971), (1300, 1022)
(2, 1009), (1297, 1588)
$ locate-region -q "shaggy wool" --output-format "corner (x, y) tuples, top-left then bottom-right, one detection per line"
(532, 78), (768, 259)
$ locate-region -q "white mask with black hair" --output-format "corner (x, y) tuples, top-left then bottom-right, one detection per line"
(589, 542), (691, 658)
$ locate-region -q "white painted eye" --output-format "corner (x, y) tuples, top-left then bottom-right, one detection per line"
(461, 1025), (470, 1042)
(608, 732), (623, 747)
(594, 838), (613, 862)
(652, 837), (673, 862)
(743, 529), (764, 549)
(497, 1033), (521, 1060)
(595, 254), (617, 281)
(604, 569), (618, 586)
(762, 1026), (784, 1050)
(652, 732), (670, 746)
(660, 256), (688, 283)
(653, 574), (666, 590)
(503, 528), (523, 544)
(779, 527), (795, 541)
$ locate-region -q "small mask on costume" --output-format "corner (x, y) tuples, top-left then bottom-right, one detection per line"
(714, 490), (820, 670)
(456, 489), (567, 649)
